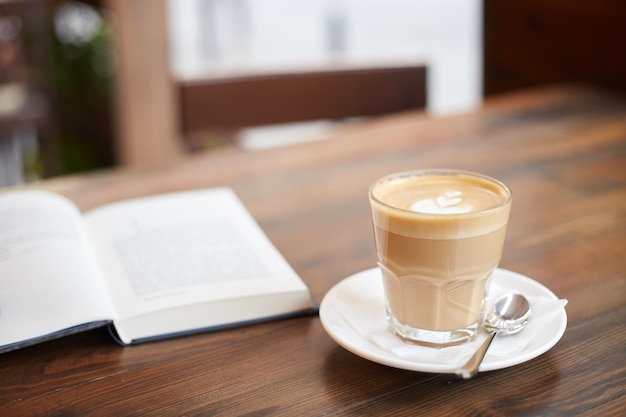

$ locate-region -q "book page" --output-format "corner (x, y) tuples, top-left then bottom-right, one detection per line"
(0, 191), (115, 349)
(84, 188), (311, 323)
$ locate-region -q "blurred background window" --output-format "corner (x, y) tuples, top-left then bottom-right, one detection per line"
(168, 0), (482, 116)
(2, 0), (480, 186)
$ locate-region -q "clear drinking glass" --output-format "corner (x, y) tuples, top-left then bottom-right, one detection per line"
(369, 169), (512, 346)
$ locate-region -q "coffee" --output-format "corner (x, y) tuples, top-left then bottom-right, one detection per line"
(369, 170), (511, 346)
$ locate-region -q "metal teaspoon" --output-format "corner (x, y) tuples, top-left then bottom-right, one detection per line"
(455, 293), (531, 379)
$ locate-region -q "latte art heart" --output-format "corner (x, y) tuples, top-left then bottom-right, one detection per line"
(411, 191), (471, 214)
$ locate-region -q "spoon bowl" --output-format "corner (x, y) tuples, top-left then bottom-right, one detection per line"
(456, 293), (531, 379)
(485, 293), (531, 334)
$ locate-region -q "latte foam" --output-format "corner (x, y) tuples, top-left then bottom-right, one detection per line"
(370, 172), (511, 239)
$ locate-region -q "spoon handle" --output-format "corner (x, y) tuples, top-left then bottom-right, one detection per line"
(455, 331), (497, 379)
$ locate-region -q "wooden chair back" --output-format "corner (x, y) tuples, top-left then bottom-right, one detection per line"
(179, 64), (427, 149)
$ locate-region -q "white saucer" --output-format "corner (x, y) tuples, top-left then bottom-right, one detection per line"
(320, 268), (567, 374)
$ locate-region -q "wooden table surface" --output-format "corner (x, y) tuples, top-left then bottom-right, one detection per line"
(2, 85), (625, 416)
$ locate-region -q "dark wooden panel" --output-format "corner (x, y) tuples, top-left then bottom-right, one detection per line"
(484, 0), (626, 95)
(179, 64), (427, 134)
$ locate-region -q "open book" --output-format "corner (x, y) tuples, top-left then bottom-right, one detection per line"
(0, 188), (316, 354)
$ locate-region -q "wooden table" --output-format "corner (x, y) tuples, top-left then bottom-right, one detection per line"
(2, 85), (625, 416)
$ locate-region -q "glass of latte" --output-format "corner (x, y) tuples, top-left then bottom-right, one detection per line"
(369, 169), (512, 347)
